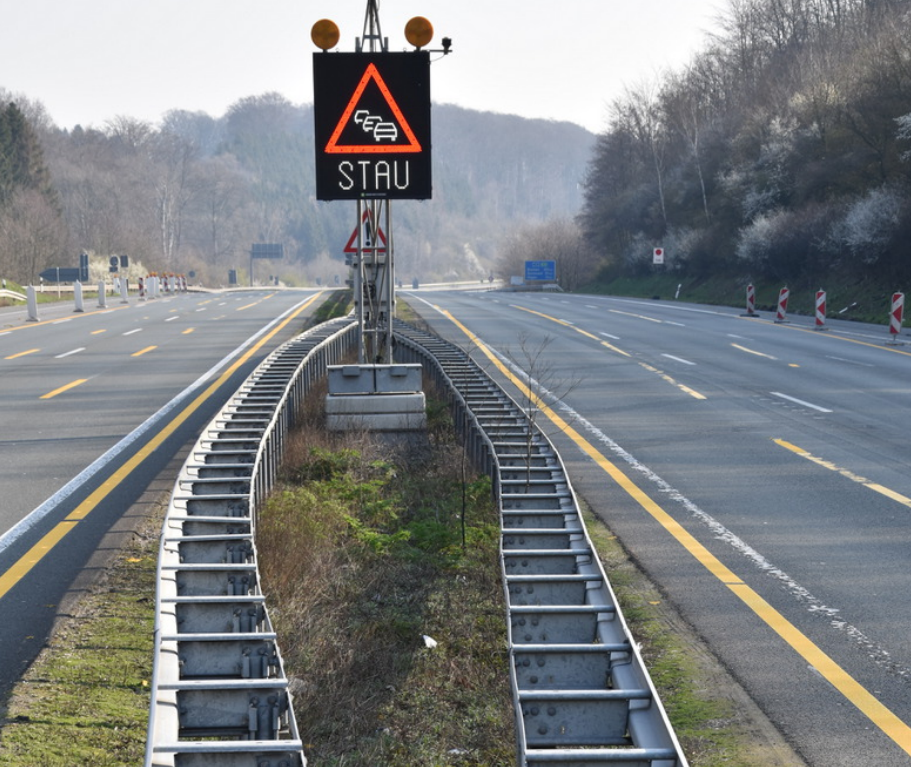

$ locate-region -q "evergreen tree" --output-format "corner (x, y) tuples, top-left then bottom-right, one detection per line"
(0, 102), (56, 208)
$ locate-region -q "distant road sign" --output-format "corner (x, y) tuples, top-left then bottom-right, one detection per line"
(251, 243), (284, 259)
(313, 52), (431, 201)
(40, 267), (81, 282)
(525, 260), (556, 282)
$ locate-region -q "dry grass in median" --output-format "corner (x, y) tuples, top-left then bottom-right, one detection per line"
(257, 405), (515, 766)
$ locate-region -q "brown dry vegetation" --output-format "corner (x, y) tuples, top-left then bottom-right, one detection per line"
(256, 379), (515, 766)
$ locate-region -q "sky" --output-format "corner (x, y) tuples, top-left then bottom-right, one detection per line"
(0, 0), (724, 135)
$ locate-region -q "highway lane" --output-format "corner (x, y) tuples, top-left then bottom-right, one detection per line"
(0, 289), (328, 700)
(405, 289), (911, 767)
(0, 291), (319, 527)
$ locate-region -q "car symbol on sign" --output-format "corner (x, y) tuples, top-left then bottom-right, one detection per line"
(373, 122), (398, 142)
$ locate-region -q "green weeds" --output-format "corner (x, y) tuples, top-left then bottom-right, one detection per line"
(0, 534), (156, 766)
(257, 435), (514, 766)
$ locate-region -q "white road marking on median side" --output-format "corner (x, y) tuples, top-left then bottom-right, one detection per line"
(661, 354), (695, 365)
(123, 328), (142, 336)
(770, 391), (833, 413)
(55, 347), (85, 359)
(826, 355), (874, 367)
(599, 331), (621, 340)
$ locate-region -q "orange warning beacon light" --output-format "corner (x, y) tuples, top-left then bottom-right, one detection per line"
(404, 16), (433, 49)
(311, 18), (340, 50)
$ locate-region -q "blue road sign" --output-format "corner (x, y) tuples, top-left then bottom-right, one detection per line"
(525, 260), (556, 281)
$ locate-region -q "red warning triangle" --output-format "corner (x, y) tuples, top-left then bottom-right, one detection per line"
(325, 63), (422, 154)
(344, 210), (387, 254)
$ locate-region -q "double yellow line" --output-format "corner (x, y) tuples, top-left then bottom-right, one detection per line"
(0, 293), (322, 601)
(438, 306), (911, 756)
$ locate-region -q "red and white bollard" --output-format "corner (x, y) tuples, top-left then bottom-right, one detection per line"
(775, 287), (790, 323)
(814, 289), (828, 331)
(742, 283), (758, 317)
(888, 292), (904, 343)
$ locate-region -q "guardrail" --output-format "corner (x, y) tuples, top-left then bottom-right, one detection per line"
(145, 317), (357, 767)
(394, 320), (689, 767)
(146, 313), (687, 766)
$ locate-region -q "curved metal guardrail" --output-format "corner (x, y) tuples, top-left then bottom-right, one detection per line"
(394, 320), (689, 767)
(145, 317), (357, 767)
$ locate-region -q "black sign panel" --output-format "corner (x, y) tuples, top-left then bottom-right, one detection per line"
(313, 52), (431, 201)
(40, 267), (81, 282)
(251, 243), (284, 259)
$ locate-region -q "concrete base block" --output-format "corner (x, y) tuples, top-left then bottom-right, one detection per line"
(325, 392), (427, 431)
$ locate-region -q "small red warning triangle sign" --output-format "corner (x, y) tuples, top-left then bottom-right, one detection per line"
(343, 210), (387, 254)
(325, 63), (423, 154)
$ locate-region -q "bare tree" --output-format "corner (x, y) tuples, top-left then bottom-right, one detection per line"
(0, 188), (69, 282)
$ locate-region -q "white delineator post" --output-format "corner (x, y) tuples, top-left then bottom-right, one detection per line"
(26, 285), (39, 322)
(74, 281), (85, 313)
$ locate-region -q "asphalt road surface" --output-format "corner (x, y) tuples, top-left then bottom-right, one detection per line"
(404, 288), (911, 767)
(0, 288), (327, 701)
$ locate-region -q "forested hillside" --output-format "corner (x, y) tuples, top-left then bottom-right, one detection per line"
(580, 0), (911, 291)
(0, 91), (594, 287)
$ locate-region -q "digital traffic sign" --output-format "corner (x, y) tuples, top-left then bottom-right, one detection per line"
(313, 52), (432, 201)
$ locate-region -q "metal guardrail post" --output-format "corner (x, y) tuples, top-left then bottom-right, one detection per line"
(146, 319), (357, 767)
(393, 321), (688, 767)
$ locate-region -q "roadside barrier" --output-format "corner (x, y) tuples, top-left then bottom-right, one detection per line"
(394, 320), (688, 767)
(145, 317), (358, 767)
(888, 292), (904, 343)
(148, 313), (688, 766)
(775, 287), (789, 323)
(741, 283), (758, 317)
(814, 290), (828, 331)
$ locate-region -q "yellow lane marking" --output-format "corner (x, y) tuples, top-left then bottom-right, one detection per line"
(1, 304), (128, 333)
(182, 328), (195, 335)
(132, 345), (158, 357)
(0, 292), (324, 601)
(5, 348), (40, 360)
(237, 292), (277, 312)
(609, 308), (663, 323)
(511, 304), (704, 398)
(439, 307), (911, 756)
(0, 522), (79, 594)
(774, 439), (911, 510)
(513, 305), (630, 356)
(740, 314), (911, 358)
(637, 362), (707, 400)
(39, 379), (89, 399)
(731, 342), (778, 360)
(91, 329), (106, 335)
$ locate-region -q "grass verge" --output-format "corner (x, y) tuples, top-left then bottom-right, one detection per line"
(0, 515), (159, 765)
